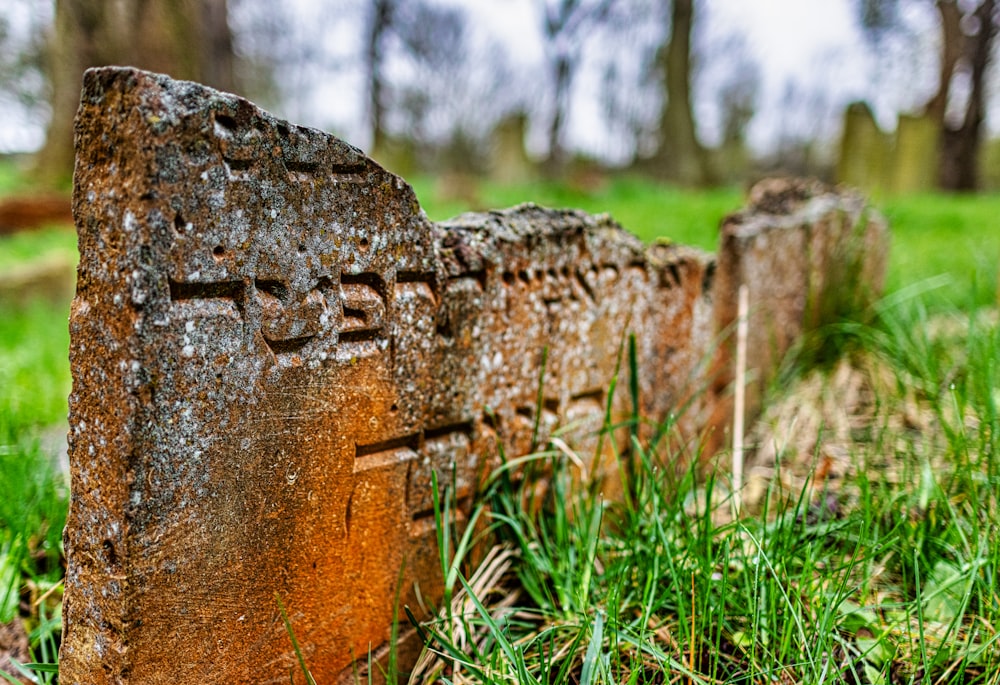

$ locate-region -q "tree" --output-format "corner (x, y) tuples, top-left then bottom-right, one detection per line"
(531, 0), (710, 183)
(0, 1), (48, 146)
(363, 0), (394, 157)
(858, 0), (999, 190)
(536, 0), (615, 174)
(938, 0), (996, 189)
(361, 0), (493, 171)
(34, 0), (239, 188)
(651, 0), (712, 185)
(712, 35), (760, 182)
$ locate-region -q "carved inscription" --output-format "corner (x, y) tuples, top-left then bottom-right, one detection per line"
(214, 110), (368, 183)
(499, 262), (612, 311)
(255, 278), (333, 354)
(165, 270), (398, 360)
(353, 422), (477, 522)
(340, 272), (386, 342)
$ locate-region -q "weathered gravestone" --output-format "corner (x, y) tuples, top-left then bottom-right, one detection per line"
(61, 68), (715, 684)
(836, 101), (889, 195)
(61, 68), (888, 684)
(706, 178), (889, 456)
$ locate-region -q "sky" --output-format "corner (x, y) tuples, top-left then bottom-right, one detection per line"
(0, 0), (943, 157)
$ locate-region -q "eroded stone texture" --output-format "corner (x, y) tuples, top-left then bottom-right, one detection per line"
(61, 68), (719, 684)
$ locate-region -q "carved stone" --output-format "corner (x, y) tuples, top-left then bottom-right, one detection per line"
(61, 68), (887, 684)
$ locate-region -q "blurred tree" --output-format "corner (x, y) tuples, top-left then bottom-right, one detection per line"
(537, 0), (615, 174)
(364, 0), (394, 158)
(712, 35), (760, 183)
(651, 0), (712, 185)
(390, 0), (468, 163)
(362, 0), (496, 172)
(0, 2), (48, 139)
(34, 0), (239, 188)
(858, 0), (998, 190)
(937, 0), (996, 189)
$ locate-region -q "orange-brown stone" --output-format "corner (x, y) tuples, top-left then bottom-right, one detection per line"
(706, 178), (889, 456)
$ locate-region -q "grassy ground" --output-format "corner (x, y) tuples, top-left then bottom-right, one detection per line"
(406, 300), (1000, 684)
(0, 299), (70, 682)
(879, 194), (1000, 312)
(0, 228), (75, 274)
(409, 174), (739, 252)
(2, 165), (1000, 681)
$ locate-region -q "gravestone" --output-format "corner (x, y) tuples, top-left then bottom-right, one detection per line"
(890, 113), (938, 194)
(62, 68), (889, 685)
(836, 101), (889, 195)
(706, 178), (888, 455)
(490, 112), (534, 183)
(61, 68), (717, 684)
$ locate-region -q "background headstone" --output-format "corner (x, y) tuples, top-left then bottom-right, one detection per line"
(890, 113), (939, 194)
(836, 101), (889, 195)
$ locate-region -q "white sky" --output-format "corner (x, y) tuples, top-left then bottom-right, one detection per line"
(0, 0), (944, 157)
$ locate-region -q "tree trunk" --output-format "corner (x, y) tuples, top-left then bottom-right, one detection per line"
(34, 0), (126, 188)
(200, 0), (236, 94)
(654, 0), (711, 185)
(33, 0), (238, 189)
(925, 0), (963, 125)
(938, 0), (996, 190)
(365, 0), (394, 156)
(545, 53), (572, 175)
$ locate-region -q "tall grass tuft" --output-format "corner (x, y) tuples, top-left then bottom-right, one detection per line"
(0, 410), (66, 683)
(408, 297), (1000, 684)
(0, 297), (70, 682)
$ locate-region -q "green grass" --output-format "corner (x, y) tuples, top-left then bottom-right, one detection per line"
(0, 389), (66, 682)
(0, 412), (66, 619)
(3, 173), (1000, 682)
(403, 299), (1000, 684)
(880, 194), (1000, 312)
(0, 226), (76, 273)
(0, 156), (38, 198)
(413, 176), (1000, 312)
(0, 301), (71, 430)
(0, 227), (71, 680)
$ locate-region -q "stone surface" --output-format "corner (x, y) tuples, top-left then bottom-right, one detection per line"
(61, 68), (715, 685)
(706, 177), (889, 456)
(61, 68), (888, 684)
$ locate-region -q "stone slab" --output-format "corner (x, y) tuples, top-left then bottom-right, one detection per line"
(61, 68), (718, 684)
(707, 178), (889, 456)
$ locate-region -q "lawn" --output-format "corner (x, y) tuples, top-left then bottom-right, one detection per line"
(1, 163), (1000, 682)
(409, 174), (739, 251)
(408, 302), (1000, 683)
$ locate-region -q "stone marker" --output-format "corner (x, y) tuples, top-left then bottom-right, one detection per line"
(61, 68), (887, 684)
(707, 178), (889, 456)
(890, 114), (938, 194)
(836, 101), (889, 195)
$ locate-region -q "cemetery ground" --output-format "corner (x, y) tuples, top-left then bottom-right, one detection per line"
(1, 162), (1000, 683)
